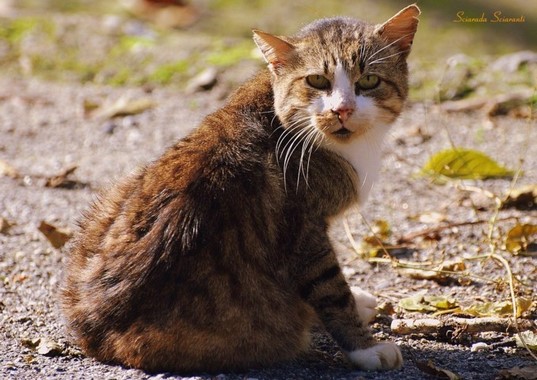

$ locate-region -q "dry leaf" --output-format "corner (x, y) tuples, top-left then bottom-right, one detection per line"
(0, 217), (14, 234)
(363, 219), (391, 244)
(515, 331), (537, 351)
(125, 0), (200, 29)
(399, 294), (459, 313)
(82, 98), (100, 118)
(91, 96), (155, 120)
(377, 301), (396, 316)
(360, 219), (409, 258)
(417, 360), (460, 379)
(503, 185), (537, 210)
(497, 366), (537, 380)
(418, 211), (448, 224)
(38, 221), (73, 249)
(36, 338), (63, 357)
(461, 298), (532, 318)
(0, 159), (20, 179)
(44, 165), (83, 189)
(439, 89), (535, 116)
(399, 259), (467, 285)
(505, 223), (537, 254)
(21, 337), (41, 349)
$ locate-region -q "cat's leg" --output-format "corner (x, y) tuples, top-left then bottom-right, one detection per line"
(297, 244), (402, 371)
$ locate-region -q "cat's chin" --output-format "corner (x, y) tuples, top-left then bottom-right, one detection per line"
(326, 126), (371, 143)
(332, 127), (353, 137)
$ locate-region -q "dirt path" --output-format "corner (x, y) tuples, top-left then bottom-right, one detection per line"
(1, 3), (537, 378)
(1, 72), (536, 379)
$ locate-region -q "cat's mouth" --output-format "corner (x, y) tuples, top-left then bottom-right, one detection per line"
(332, 127), (353, 137)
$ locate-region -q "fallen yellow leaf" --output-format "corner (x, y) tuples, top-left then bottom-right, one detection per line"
(462, 298), (532, 318)
(505, 223), (537, 254)
(399, 294), (459, 313)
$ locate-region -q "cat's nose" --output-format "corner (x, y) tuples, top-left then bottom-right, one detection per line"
(332, 107), (354, 123)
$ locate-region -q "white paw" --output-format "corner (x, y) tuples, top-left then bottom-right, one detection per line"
(351, 286), (377, 324)
(346, 342), (403, 371)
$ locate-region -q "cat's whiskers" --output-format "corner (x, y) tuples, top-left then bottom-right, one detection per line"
(365, 32), (412, 63)
(359, 42), (373, 68)
(303, 126), (325, 189)
(262, 110), (280, 130)
(275, 117), (310, 157)
(275, 119), (307, 160)
(281, 123), (313, 185)
(297, 125), (321, 190)
(274, 116), (313, 190)
(276, 113), (328, 192)
(368, 49), (409, 66)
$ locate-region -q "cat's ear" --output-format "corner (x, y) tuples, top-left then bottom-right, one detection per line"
(252, 30), (295, 74)
(375, 4), (420, 53)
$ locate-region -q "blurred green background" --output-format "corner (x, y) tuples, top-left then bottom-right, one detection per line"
(1, 0), (536, 100)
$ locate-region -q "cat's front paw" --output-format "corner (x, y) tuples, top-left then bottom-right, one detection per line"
(351, 286), (377, 324)
(346, 342), (402, 371)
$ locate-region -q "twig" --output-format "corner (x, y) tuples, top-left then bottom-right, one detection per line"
(343, 215), (363, 256)
(397, 216), (520, 244)
(491, 252), (537, 361)
(342, 219), (500, 285)
(438, 89), (535, 114)
(391, 316), (535, 335)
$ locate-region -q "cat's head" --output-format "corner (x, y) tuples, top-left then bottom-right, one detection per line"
(253, 5), (420, 146)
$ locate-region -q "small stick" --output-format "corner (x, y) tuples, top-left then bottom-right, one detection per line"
(397, 216), (519, 244)
(391, 317), (536, 335)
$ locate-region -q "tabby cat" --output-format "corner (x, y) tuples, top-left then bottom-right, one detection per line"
(62, 4), (420, 373)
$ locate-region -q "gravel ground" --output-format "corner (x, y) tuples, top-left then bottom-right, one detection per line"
(1, 7), (536, 378)
(1, 72), (536, 380)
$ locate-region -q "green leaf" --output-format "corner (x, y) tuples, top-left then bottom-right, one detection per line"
(422, 148), (514, 180)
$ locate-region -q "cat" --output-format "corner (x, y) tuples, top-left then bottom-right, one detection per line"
(61, 4), (420, 374)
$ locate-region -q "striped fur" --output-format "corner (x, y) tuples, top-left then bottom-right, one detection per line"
(62, 5), (419, 373)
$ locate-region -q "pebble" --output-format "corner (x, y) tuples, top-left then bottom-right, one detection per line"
(101, 121), (118, 135)
(186, 67), (218, 93)
(37, 338), (63, 357)
(342, 266), (356, 277)
(490, 50), (537, 73)
(471, 342), (489, 352)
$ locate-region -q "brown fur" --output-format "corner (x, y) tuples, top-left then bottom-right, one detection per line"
(62, 5), (419, 373)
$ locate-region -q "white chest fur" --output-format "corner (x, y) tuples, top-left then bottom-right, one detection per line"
(330, 124), (391, 205)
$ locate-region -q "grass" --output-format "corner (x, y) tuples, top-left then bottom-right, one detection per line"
(2, 1), (535, 94)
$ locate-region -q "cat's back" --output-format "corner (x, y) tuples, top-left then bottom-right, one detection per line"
(61, 70), (316, 372)
(73, 69), (279, 258)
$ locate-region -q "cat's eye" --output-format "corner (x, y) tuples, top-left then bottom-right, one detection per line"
(305, 75), (331, 90)
(356, 75), (380, 91)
